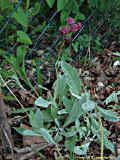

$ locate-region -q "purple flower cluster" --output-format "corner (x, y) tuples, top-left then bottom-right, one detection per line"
(59, 17), (82, 40)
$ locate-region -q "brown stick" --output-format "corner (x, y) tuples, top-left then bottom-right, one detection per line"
(0, 97), (15, 160)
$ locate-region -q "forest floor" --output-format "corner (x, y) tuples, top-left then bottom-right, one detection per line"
(0, 40), (120, 160)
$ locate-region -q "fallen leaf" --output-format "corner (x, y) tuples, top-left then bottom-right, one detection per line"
(21, 123), (47, 146)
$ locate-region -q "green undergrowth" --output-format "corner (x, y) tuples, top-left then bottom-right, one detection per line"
(14, 60), (120, 159)
(0, 0), (120, 159)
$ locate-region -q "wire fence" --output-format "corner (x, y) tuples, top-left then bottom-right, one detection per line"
(0, 1), (120, 83)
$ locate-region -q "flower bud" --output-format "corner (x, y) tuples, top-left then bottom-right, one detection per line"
(77, 22), (82, 29)
(67, 17), (74, 25)
(60, 26), (70, 35)
(70, 24), (78, 33)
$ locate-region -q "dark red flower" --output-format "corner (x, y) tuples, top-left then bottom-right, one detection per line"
(70, 24), (78, 33)
(77, 22), (82, 30)
(60, 26), (70, 34)
(59, 26), (70, 38)
(67, 17), (74, 25)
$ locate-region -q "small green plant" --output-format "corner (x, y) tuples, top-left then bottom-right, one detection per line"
(0, 0), (120, 158)
(15, 61), (119, 158)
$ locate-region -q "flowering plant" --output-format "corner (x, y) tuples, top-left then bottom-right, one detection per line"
(59, 17), (82, 41)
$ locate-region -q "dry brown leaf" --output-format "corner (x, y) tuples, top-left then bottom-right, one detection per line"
(20, 124), (47, 146)
(18, 89), (29, 101)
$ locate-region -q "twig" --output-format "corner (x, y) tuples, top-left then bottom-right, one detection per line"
(6, 143), (52, 160)
(0, 97), (15, 160)
(0, 74), (29, 117)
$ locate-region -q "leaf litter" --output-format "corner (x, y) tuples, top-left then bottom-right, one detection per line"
(0, 43), (120, 159)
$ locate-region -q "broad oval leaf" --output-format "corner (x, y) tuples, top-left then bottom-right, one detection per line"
(34, 109), (43, 128)
(35, 97), (51, 108)
(29, 111), (41, 129)
(97, 107), (119, 122)
(39, 128), (55, 145)
(61, 61), (81, 96)
(81, 100), (95, 112)
(12, 7), (28, 27)
(62, 96), (73, 113)
(64, 95), (87, 127)
(54, 74), (66, 100)
(74, 143), (90, 155)
(14, 127), (40, 136)
(17, 31), (32, 45)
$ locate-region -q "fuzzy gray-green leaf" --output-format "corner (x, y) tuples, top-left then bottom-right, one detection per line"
(39, 128), (55, 145)
(61, 61), (81, 96)
(34, 109), (43, 128)
(35, 97), (51, 108)
(97, 107), (119, 122)
(64, 95), (87, 127)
